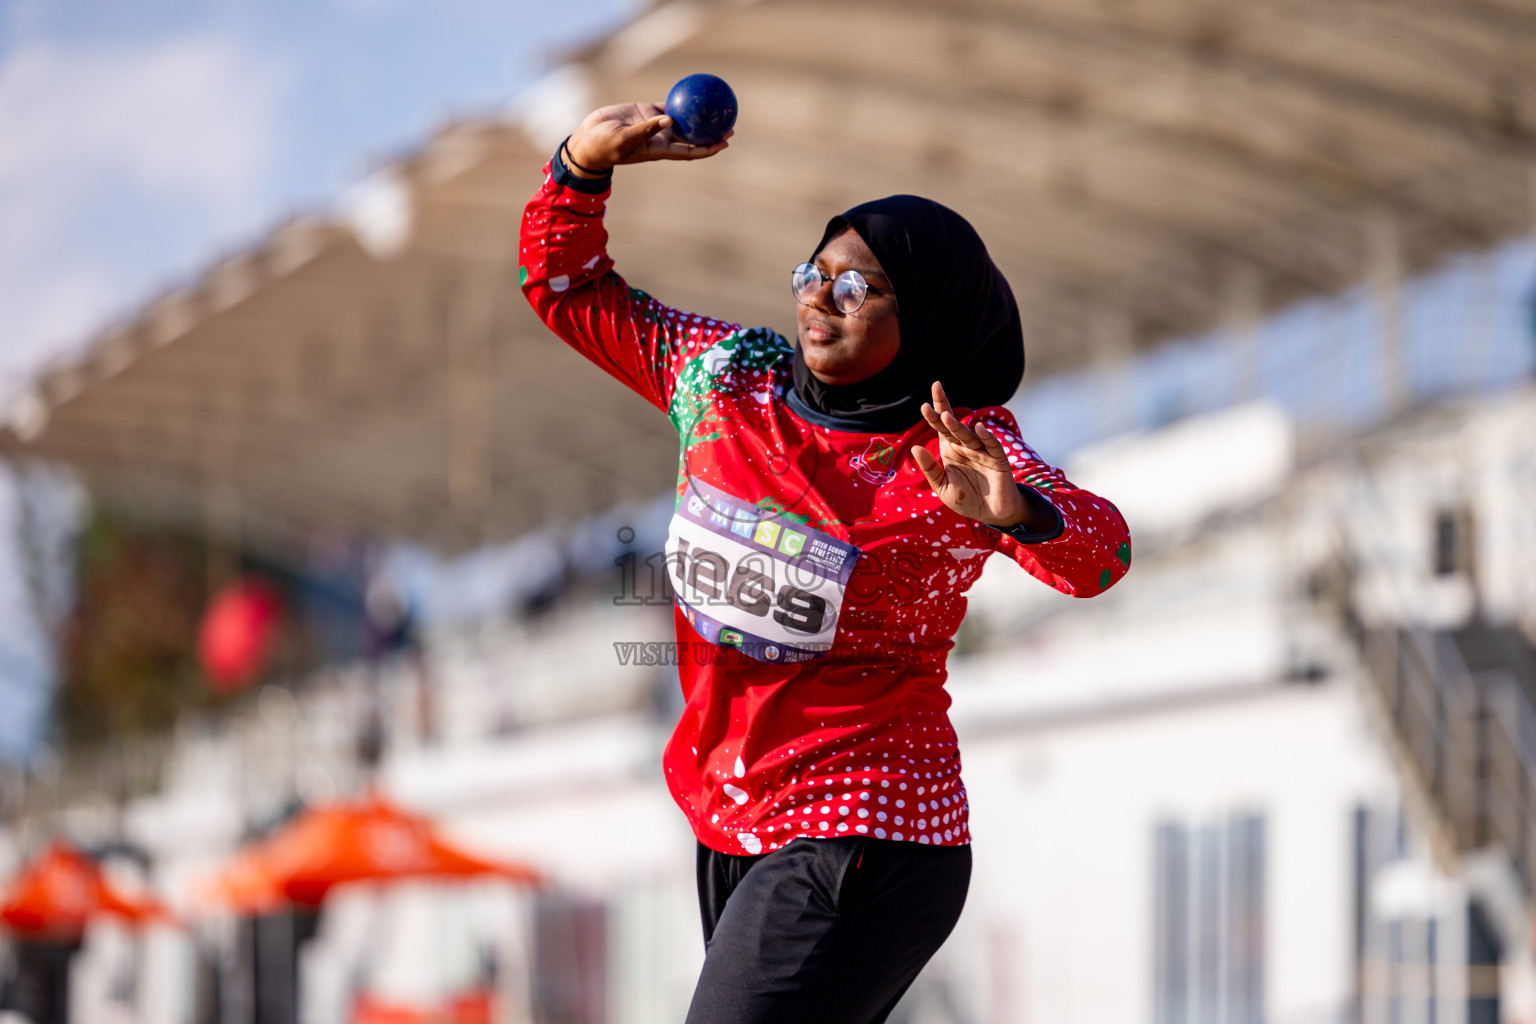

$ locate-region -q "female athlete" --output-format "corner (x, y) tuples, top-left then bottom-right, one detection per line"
(520, 104), (1131, 1024)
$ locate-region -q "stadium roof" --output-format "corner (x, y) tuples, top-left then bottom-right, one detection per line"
(5, 0), (1536, 550)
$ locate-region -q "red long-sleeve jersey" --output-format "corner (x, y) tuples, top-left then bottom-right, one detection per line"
(520, 157), (1131, 855)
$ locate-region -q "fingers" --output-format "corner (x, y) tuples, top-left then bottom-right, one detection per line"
(972, 421), (1010, 461)
(652, 139), (730, 161)
(924, 406), (989, 457)
(943, 411), (989, 451)
(651, 128), (733, 160)
(919, 402), (957, 446)
(617, 114), (671, 147)
(930, 381), (952, 416)
(678, 127), (734, 159)
(921, 392), (1010, 468)
(922, 382), (972, 449)
(910, 446), (946, 491)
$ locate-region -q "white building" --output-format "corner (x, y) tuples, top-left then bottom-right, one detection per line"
(18, 384), (1535, 1024)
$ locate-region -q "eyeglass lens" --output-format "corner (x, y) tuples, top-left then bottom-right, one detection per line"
(791, 263), (869, 314)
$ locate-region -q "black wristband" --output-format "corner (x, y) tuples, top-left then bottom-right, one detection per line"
(551, 137), (612, 195)
(560, 136), (611, 178)
(990, 484), (1065, 545)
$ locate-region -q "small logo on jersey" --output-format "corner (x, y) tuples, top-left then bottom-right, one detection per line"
(753, 521), (782, 547)
(687, 495), (707, 516)
(729, 514), (756, 539)
(850, 438), (899, 485)
(763, 645), (780, 661)
(720, 628), (744, 646)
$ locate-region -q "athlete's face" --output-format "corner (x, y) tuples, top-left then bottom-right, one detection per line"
(795, 227), (900, 386)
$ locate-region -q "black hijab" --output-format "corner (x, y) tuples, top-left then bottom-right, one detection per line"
(789, 195), (1025, 432)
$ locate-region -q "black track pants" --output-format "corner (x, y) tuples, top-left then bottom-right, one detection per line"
(685, 837), (972, 1024)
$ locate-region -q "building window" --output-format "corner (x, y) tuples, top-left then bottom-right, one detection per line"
(1353, 802), (1499, 1024)
(1154, 812), (1266, 1024)
(533, 894), (607, 1024)
(1467, 901), (1502, 1024)
(1432, 507), (1473, 578)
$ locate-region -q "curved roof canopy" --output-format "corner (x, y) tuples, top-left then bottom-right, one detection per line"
(5, 0), (1535, 550)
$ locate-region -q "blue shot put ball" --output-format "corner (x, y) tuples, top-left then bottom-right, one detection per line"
(665, 73), (738, 147)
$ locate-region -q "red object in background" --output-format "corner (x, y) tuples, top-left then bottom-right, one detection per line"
(198, 577), (284, 694)
(352, 991), (495, 1024)
(0, 842), (173, 940)
(201, 795), (542, 914)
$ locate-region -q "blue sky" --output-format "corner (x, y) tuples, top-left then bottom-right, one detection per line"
(0, 0), (640, 759)
(0, 0), (634, 392)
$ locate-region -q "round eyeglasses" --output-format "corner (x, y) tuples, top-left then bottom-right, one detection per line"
(791, 262), (869, 315)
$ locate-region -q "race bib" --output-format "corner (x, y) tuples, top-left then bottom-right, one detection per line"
(667, 479), (860, 663)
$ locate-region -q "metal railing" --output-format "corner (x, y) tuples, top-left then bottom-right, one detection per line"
(1357, 623), (1536, 897)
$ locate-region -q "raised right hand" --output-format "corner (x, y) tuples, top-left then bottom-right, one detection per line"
(564, 102), (732, 178)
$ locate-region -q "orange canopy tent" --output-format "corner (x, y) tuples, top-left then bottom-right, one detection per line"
(202, 795), (541, 914)
(0, 842), (172, 940)
(351, 990), (495, 1024)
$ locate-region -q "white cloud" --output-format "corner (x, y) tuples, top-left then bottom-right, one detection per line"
(0, 34), (294, 384)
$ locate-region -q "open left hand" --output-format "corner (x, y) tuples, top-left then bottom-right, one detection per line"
(910, 381), (1027, 528)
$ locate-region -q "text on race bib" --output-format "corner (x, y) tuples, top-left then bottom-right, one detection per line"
(666, 480), (860, 664)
